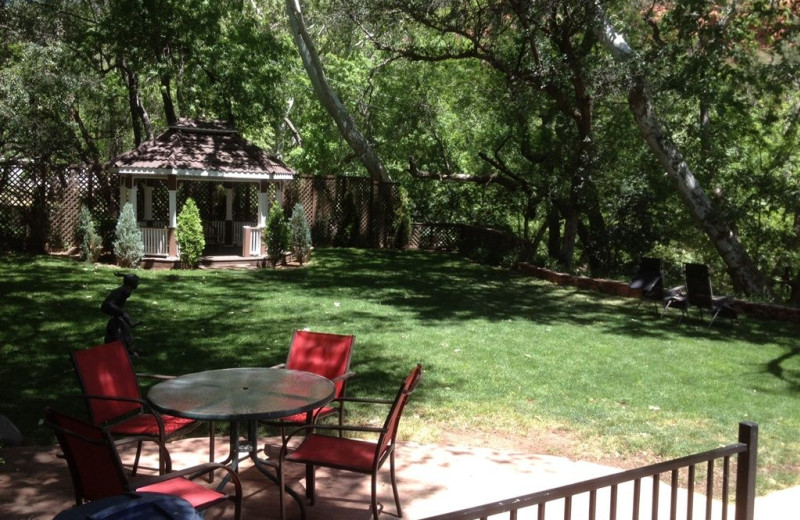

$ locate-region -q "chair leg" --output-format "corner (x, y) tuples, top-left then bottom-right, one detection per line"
(390, 448), (402, 518)
(278, 457), (286, 520)
(709, 309), (718, 327)
(158, 442), (172, 474)
(209, 421), (215, 463)
(131, 440), (143, 475)
(371, 472), (380, 520)
(208, 421), (216, 483)
(306, 464), (316, 504)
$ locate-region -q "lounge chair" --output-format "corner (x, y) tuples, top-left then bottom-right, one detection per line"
(683, 263), (738, 326)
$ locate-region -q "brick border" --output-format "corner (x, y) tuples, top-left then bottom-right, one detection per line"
(514, 262), (800, 322)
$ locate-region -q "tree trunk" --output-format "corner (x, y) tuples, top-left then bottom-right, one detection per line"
(117, 56), (153, 145)
(546, 204), (562, 262)
(161, 74), (177, 126)
(285, 0), (391, 183)
(593, 2), (766, 296)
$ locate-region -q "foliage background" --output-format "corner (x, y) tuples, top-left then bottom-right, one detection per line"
(0, 1), (799, 301)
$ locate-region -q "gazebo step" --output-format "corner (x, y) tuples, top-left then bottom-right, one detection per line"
(139, 255), (265, 270)
(199, 256), (264, 269)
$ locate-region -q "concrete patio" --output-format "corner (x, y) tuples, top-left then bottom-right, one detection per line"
(0, 436), (794, 519)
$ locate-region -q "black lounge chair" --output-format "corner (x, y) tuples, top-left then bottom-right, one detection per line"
(629, 257), (686, 317)
(683, 263), (738, 327)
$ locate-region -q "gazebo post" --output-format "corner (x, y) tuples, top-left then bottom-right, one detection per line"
(120, 176), (137, 219)
(167, 175), (178, 258)
(224, 182), (234, 246)
(276, 181), (284, 207)
(258, 180), (269, 228)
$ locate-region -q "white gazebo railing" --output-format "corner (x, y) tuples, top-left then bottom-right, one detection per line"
(140, 227), (168, 256)
(243, 226), (263, 257)
(201, 220), (256, 246)
(139, 221), (260, 257)
(231, 221), (255, 246)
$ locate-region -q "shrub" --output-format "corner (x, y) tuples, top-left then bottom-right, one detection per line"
(264, 203), (289, 266)
(289, 203), (312, 265)
(75, 204), (102, 263)
(113, 202), (144, 267)
(176, 198), (205, 268)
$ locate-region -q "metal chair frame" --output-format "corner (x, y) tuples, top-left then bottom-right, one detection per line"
(279, 364), (423, 520)
(71, 340), (210, 475)
(44, 407), (241, 519)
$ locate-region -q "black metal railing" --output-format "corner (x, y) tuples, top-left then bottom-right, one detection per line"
(421, 422), (757, 520)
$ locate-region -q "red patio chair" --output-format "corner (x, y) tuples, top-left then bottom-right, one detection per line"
(269, 330), (355, 432)
(278, 363), (423, 520)
(44, 407), (241, 519)
(71, 340), (210, 475)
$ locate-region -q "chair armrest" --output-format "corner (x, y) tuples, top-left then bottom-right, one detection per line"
(308, 423), (386, 435)
(282, 423), (387, 449)
(136, 373), (175, 381)
(330, 370), (356, 384)
(270, 363), (287, 369)
(78, 394), (168, 436)
(79, 393), (152, 410)
(334, 396), (393, 406)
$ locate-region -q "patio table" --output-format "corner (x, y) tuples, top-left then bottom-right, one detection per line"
(147, 367), (335, 520)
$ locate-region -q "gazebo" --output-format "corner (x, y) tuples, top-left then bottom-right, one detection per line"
(110, 119), (295, 267)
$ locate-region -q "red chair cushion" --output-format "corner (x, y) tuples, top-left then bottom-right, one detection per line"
(286, 434), (378, 474)
(136, 477), (226, 509)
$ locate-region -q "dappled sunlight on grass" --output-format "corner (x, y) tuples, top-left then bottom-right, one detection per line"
(2, 248), (800, 495)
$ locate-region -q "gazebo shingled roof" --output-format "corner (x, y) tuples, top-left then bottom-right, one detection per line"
(110, 119), (295, 180)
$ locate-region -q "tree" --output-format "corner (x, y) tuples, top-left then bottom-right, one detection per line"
(75, 204), (102, 263)
(265, 203), (289, 266)
(176, 198), (205, 268)
(289, 202), (312, 265)
(340, 0), (613, 272)
(113, 203), (144, 268)
(591, 1), (767, 296)
(284, 0), (391, 183)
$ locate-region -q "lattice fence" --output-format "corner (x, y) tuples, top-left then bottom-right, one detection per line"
(0, 163), (32, 249)
(410, 222), (535, 265)
(0, 162), (399, 252)
(0, 162), (119, 251)
(285, 176), (398, 249)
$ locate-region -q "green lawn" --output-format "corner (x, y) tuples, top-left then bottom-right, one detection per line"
(1, 248), (799, 495)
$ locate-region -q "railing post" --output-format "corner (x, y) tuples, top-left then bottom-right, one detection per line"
(735, 421), (758, 520)
(242, 226), (252, 258)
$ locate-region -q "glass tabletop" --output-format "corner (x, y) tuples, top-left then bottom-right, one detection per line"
(147, 367), (335, 421)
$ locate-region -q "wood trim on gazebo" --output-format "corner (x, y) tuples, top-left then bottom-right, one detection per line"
(110, 120), (295, 261)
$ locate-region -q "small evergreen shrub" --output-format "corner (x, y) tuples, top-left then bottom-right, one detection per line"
(289, 203), (312, 265)
(75, 204), (102, 263)
(264, 204), (289, 266)
(176, 198), (205, 268)
(113, 202), (144, 267)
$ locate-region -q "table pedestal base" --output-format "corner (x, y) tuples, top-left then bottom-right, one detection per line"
(216, 421), (307, 520)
